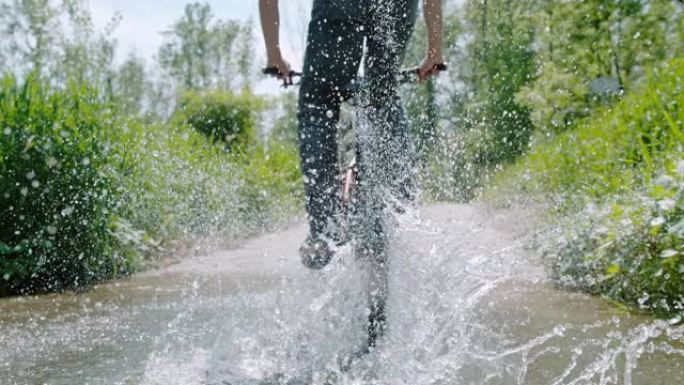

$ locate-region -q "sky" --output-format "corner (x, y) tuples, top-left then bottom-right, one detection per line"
(89, 0), (311, 67)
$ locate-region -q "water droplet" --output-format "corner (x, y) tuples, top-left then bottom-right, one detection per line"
(650, 216), (665, 227)
(61, 206), (75, 216)
(26, 171), (35, 180)
(47, 226), (58, 235)
(661, 249), (678, 259)
(677, 160), (684, 176)
(326, 110), (334, 119)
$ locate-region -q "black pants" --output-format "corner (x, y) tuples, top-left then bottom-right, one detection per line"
(298, 0), (419, 240)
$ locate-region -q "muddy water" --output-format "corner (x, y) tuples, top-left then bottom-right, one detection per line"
(1, 205), (682, 385)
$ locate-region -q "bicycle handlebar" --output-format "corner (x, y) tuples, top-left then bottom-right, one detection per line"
(262, 67), (303, 77)
(397, 63), (448, 83)
(262, 63), (447, 88)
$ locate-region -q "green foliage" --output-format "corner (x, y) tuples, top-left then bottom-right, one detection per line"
(518, 0), (681, 133)
(468, 0), (536, 163)
(494, 58), (684, 317)
(0, 0), (302, 297)
(416, 1), (537, 201)
(516, 59), (684, 201)
(110, 112), (301, 252)
(157, 2), (253, 92)
(270, 91), (299, 145)
(0, 0), (118, 92)
(172, 90), (262, 149)
(0, 74), (301, 296)
(553, 164), (684, 317)
(0, 74), (130, 294)
(237, 140), (303, 229)
(113, 53), (146, 116)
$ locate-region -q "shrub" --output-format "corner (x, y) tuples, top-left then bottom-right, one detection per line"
(109, 117), (303, 250)
(492, 58), (684, 317)
(237, 139), (303, 230)
(172, 90), (263, 149)
(496, 58), (684, 206)
(552, 163), (684, 317)
(0, 75), (129, 294)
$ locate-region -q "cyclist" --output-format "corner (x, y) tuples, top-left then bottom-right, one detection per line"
(259, 0), (444, 269)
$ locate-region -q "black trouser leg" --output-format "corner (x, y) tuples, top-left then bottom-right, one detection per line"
(362, 1), (419, 349)
(298, 17), (364, 240)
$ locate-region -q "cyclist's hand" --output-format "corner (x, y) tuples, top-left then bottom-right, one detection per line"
(266, 56), (293, 87)
(418, 54), (445, 81)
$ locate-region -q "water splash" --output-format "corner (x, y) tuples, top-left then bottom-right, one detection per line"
(1, 205), (683, 385)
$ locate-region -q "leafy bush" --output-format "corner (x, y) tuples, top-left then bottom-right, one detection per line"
(553, 163), (684, 317)
(418, 126), (497, 202)
(110, 116), (302, 251)
(0, 75), (129, 294)
(112, 118), (242, 242)
(492, 58), (684, 317)
(237, 140), (303, 229)
(172, 90), (262, 149)
(498, 58), (684, 204)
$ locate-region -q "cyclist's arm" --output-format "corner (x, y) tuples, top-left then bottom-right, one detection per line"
(259, 0), (291, 80)
(424, 0), (443, 61)
(419, 0), (444, 80)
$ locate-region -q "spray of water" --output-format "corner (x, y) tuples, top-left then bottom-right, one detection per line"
(66, 205), (678, 385)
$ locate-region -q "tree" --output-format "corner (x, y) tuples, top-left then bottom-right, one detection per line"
(0, 0), (119, 94)
(403, 8), (464, 159)
(0, 0), (60, 76)
(157, 2), (252, 93)
(517, 0), (683, 133)
(114, 53), (147, 116)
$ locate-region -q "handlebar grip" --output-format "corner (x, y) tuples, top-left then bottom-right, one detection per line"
(399, 63), (448, 78)
(262, 67), (280, 76)
(262, 67), (302, 77)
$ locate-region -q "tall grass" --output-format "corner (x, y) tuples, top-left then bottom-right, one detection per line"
(112, 119), (302, 248)
(1, 75), (303, 296)
(491, 58), (684, 317)
(0, 75), (127, 294)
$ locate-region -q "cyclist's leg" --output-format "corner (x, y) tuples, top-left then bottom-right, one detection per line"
(298, 11), (364, 245)
(359, 0), (420, 348)
(364, 0), (420, 205)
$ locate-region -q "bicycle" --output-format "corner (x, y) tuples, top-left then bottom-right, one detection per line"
(264, 64), (447, 352)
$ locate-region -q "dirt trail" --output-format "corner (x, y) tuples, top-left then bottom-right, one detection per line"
(1, 204), (682, 385)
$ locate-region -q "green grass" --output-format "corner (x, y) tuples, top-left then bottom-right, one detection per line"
(490, 58), (684, 318)
(111, 118), (302, 246)
(1, 75), (303, 296)
(0, 74), (127, 294)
